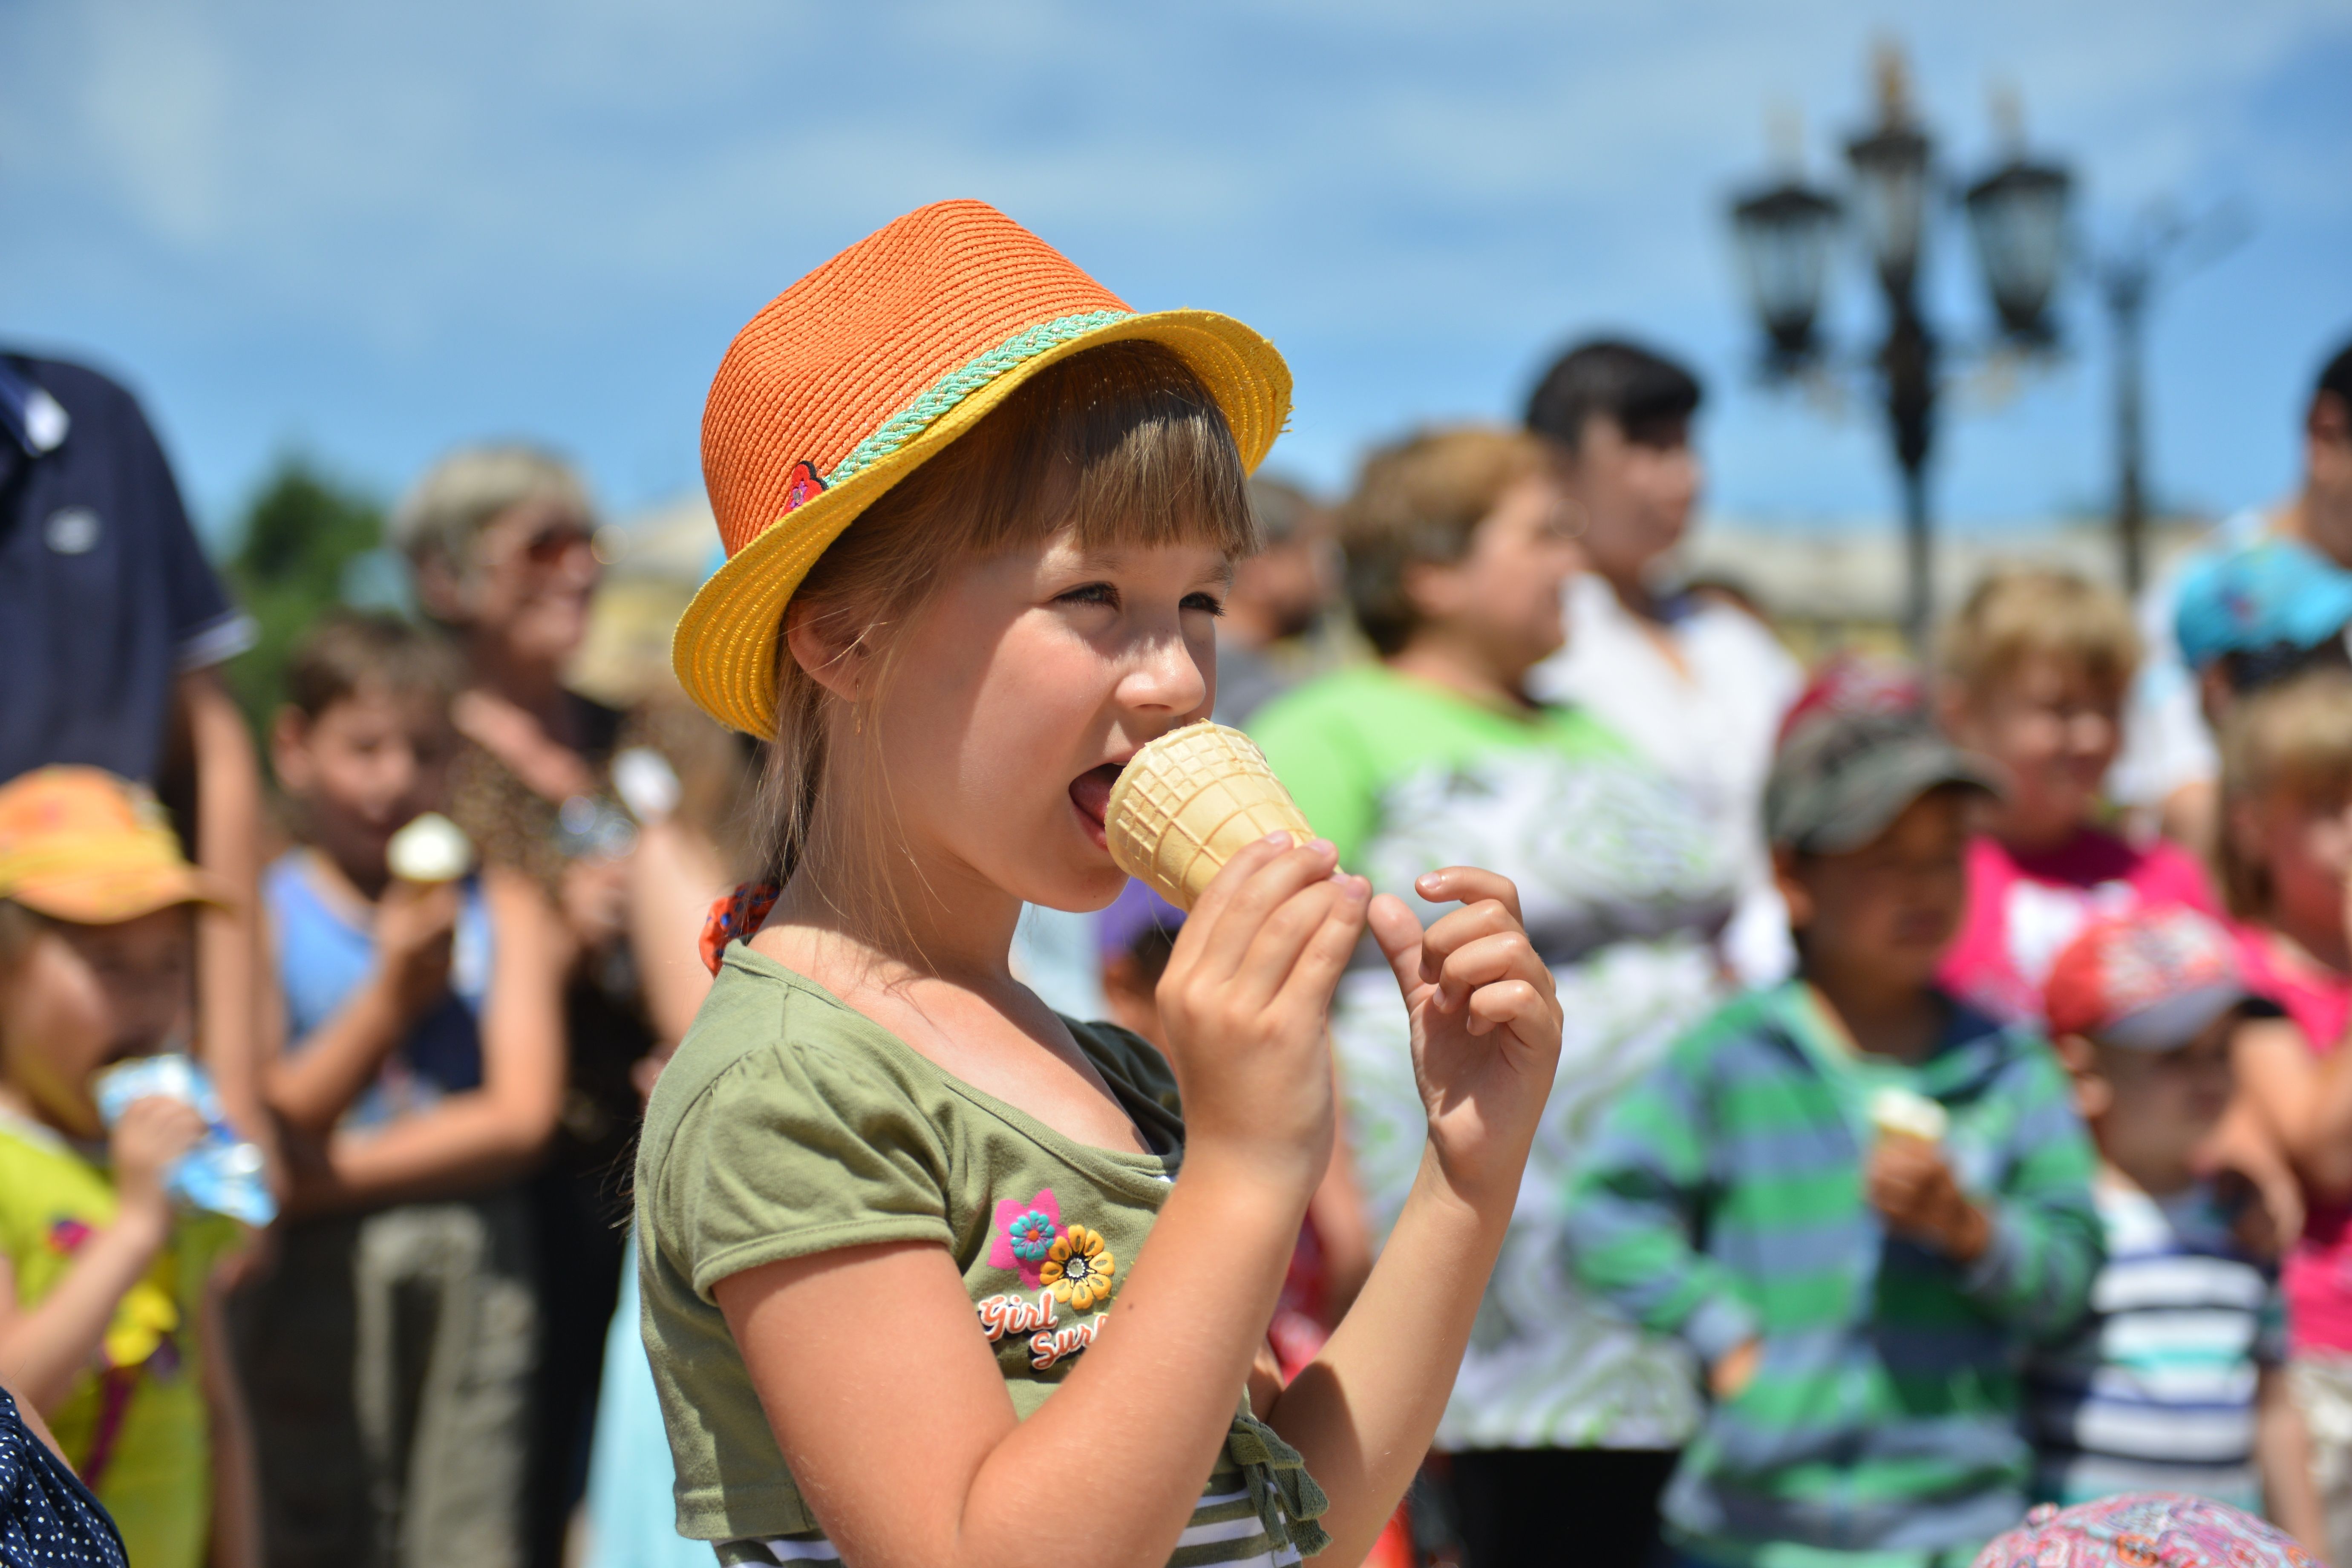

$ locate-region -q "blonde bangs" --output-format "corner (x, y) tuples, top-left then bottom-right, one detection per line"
(2218, 670), (2352, 917)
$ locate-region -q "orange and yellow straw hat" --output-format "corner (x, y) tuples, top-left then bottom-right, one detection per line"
(0, 766), (230, 923)
(674, 199), (1292, 738)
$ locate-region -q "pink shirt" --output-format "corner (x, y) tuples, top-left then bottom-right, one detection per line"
(2235, 925), (2352, 1355)
(1939, 828), (2220, 1025)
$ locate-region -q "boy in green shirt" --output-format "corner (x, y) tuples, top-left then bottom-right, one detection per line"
(1566, 662), (2102, 1568)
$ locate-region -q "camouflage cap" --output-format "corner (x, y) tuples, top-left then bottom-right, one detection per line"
(1764, 659), (1999, 855)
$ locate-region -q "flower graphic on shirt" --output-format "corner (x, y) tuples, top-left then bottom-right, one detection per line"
(1006, 1210), (1057, 1262)
(990, 1189), (1064, 1287)
(1041, 1225), (1115, 1311)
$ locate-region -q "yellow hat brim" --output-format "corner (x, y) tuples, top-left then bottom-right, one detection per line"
(672, 308), (1291, 739)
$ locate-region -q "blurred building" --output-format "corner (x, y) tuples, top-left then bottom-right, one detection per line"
(1678, 514), (2213, 662)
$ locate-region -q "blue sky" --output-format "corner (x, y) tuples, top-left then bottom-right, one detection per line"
(2, 0), (2346, 548)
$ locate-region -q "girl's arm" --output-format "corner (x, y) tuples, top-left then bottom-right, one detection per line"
(0, 1098), (207, 1411)
(1261, 870), (1562, 1565)
(2237, 1016), (2352, 1201)
(264, 877), (465, 1139)
(2259, 1364), (2328, 1556)
(298, 868), (568, 1211)
(715, 836), (1372, 1568)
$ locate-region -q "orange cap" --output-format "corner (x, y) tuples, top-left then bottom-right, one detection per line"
(0, 766), (231, 923)
(674, 199), (1291, 738)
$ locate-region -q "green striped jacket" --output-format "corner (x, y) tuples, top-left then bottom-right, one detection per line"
(1565, 982), (2101, 1568)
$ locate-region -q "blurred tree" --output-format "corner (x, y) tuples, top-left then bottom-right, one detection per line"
(219, 455), (387, 737)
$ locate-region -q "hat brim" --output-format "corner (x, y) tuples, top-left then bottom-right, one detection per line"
(1798, 752), (2003, 856)
(2095, 983), (2257, 1052)
(12, 865), (233, 924)
(672, 308), (1291, 739)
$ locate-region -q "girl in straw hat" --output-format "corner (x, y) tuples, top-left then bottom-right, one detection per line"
(634, 199), (1563, 1568)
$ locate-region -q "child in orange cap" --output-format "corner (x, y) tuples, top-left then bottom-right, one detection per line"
(634, 200), (1564, 1568)
(0, 765), (255, 1568)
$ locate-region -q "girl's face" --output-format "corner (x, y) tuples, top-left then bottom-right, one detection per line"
(0, 908), (194, 1137)
(2248, 786), (2352, 943)
(1947, 652), (2122, 848)
(865, 531), (1228, 914)
(1408, 475), (1583, 681)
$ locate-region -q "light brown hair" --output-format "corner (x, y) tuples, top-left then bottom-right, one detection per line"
(1940, 568), (2142, 704)
(1338, 426), (1551, 657)
(283, 611), (465, 721)
(755, 340), (1255, 937)
(2219, 669), (2352, 917)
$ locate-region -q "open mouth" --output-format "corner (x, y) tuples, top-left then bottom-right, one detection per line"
(1069, 762), (1124, 851)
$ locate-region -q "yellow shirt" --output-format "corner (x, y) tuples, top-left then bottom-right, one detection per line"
(0, 1111), (242, 1568)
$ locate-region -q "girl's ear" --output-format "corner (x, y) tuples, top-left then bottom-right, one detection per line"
(783, 598), (865, 703)
(1399, 557), (1468, 628)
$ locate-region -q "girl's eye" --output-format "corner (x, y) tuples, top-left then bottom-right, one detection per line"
(1055, 582), (1119, 608)
(1181, 591), (1226, 617)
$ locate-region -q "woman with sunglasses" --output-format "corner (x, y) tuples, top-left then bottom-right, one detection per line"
(391, 445), (746, 1568)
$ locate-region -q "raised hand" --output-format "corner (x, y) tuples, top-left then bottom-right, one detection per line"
(1366, 866), (1562, 1206)
(1156, 833), (1372, 1194)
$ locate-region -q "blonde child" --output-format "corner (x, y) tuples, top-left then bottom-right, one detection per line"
(2223, 671), (2352, 1564)
(0, 767), (254, 1568)
(1937, 569), (2218, 1024)
(633, 200), (1563, 1568)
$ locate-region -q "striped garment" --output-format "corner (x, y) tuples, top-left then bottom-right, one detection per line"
(2024, 1175), (2283, 1513)
(1565, 981), (2102, 1568)
(718, 1479), (1308, 1566)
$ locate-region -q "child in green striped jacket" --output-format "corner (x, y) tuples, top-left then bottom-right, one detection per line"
(1567, 663), (2104, 1568)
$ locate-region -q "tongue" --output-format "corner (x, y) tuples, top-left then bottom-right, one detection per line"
(1069, 764), (1119, 826)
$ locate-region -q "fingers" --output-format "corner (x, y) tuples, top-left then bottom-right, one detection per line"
(1179, 834), (1344, 984)
(1265, 876), (1371, 1018)
(1367, 893), (1427, 996)
(1414, 866), (1524, 925)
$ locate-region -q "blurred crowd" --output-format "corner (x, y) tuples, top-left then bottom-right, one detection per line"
(1, 316), (2351, 1568)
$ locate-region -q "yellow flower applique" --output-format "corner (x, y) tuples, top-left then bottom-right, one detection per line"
(1039, 1223), (1116, 1311)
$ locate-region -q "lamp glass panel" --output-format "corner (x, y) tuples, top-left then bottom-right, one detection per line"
(1966, 164), (2070, 334)
(1733, 186), (1837, 355)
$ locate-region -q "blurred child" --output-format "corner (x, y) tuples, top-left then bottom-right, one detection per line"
(2220, 671), (2352, 1564)
(2026, 907), (2323, 1544)
(1568, 664), (2103, 1568)
(233, 612), (566, 1568)
(0, 766), (252, 1568)
(1938, 570), (2217, 1025)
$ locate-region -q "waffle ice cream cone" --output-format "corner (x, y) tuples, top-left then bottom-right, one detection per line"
(1105, 723), (1313, 911)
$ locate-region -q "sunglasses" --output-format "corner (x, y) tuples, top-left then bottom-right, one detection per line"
(511, 518), (597, 567)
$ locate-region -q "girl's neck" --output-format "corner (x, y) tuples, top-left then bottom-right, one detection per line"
(763, 836), (1029, 1000)
(1386, 637), (1535, 714)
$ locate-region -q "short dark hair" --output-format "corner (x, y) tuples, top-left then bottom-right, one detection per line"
(1525, 338), (1703, 452)
(284, 611), (463, 720)
(2318, 335), (2352, 415)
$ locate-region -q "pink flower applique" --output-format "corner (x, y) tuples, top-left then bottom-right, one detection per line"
(989, 1188), (1062, 1287)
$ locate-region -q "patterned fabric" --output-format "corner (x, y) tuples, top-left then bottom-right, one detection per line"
(1248, 663), (1737, 1450)
(2025, 1178), (2283, 1512)
(700, 881), (780, 976)
(1971, 1493), (2317, 1568)
(1565, 983), (2102, 1568)
(0, 1385), (126, 1568)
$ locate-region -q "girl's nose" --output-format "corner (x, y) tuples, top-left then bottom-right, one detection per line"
(1122, 628), (1210, 717)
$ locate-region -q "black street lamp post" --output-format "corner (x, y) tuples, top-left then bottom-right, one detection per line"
(1728, 50), (2073, 656)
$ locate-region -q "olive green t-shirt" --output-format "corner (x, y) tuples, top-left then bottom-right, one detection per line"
(634, 945), (1327, 1564)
